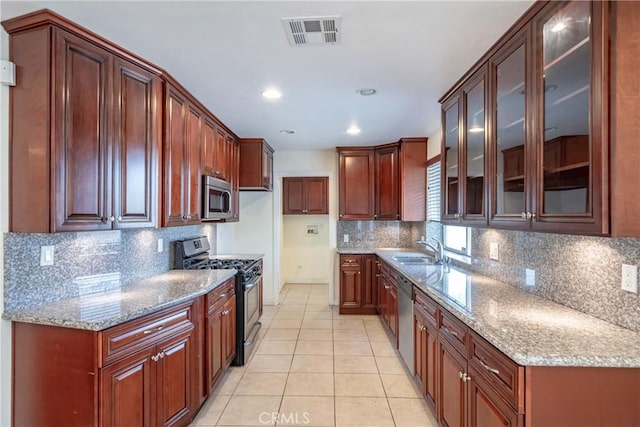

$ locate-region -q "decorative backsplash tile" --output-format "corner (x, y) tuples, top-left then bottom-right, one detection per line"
(3, 224), (216, 311)
(337, 221), (417, 249)
(427, 226), (640, 332)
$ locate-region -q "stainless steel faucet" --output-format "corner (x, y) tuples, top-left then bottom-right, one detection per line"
(415, 237), (448, 264)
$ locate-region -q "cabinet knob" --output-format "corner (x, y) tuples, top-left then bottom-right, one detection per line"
(101, 217), (108, 224)
(374, 214), (377, 218)
(182, 215), (187, 220)
(108, 216), (115, 222)
(459, 371), (464, 379)
(531, 212), (536, 219)
(521, 212), (526, 219)
(526, 212), (532, 219)
(117, 216), (122, 221)
(158, 351), (165, 359)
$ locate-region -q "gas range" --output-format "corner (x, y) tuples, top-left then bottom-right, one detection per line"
(173, 236), (263, 366)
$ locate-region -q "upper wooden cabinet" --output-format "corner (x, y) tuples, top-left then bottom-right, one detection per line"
(239, 138), (274, 191)
(441, 0), (612, 235)
(338, 138), (427, 221)
(4, 19), (161, 233)
(163, 81), (202, 227)
(283, 177), (329, 215)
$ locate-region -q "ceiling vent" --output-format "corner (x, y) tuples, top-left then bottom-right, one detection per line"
(282, 16), (341, 46)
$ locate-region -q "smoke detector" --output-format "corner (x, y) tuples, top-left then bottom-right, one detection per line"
(282, 16), (341, 46)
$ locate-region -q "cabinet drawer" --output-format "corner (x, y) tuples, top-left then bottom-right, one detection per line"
(439, 308), (468, 355)
(414, 289), (438, 325)
(341, 255), (362, 268)
(379, 262), (396, 281)
(206, 278), (236, 312)
(469, 331), (524, 413)
(101, 301), (195, 366)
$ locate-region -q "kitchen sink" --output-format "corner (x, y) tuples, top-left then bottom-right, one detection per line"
(392, 255), (439, 265)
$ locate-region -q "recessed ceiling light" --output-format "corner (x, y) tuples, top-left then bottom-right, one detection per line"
(347, 125), (361, 135)
(261, 88), (282, 99)
(280, 129), (295, 134)
(356, 88), (377, 96)
(469, 126), (484, 133)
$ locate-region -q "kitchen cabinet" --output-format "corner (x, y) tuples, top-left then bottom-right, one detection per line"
(283, 177), (329, 215)
(338, 254), (377, 315)
(441, 0), (610, 235)
(163, 82), (202, 227)
(338, 139), (428, 221)
(338, 148), (375, 220)
(414, 289), (438, 412)
(12, 299), (200, 427)
(438, 337), (467, 427)
(4, 21), (161, 232)
(239, 138), (274, 191)
(205, 278), (236, 393)
(467, 365), (522, 427)
(202, 122), (233, 183)
(377, 260), (398, 344)
(226, 137), (241, 222)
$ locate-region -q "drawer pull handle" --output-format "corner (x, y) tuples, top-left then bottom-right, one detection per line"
(143, 325), (164, 335)
(219, 293), (227, 298)
(478, 359), (500, 376)
(442, 325), (459, 338)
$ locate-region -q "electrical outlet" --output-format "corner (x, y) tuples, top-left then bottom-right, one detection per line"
(157, 238), (164, 253)
(525, 269), (536, 287)
(40, 245), (55, 266)
(343, 234), (349, 243)
(489, 242), (499, 261)
(621, 264), (638, 294)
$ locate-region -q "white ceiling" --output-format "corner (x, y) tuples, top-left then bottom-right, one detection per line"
(0, 0), (535, 151)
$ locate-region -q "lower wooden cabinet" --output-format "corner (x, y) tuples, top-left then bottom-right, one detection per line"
(205, 278), (236, 393)
(438, 336), (467, 427)
(338, 254), (377, 314)
(467, 366), (522, 427)
(378, 260), (398, 344)
(11, 289), (241, 427)
(414, 304), (437, 412)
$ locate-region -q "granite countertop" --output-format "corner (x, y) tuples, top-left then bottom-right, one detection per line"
(210, 253), (264, 260)
(374, 250), (640, 368)
(3, 270), (237, 331)
(337, 247), (421, 255)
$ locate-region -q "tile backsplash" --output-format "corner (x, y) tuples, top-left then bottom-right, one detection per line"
(4, 224), (216, 312)
(425, 225), (640, 333)
(337, 221), (416, 249)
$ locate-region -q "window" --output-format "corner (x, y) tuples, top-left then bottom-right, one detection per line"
(426, 162), (441, 222)
(443, 225), (470, 255)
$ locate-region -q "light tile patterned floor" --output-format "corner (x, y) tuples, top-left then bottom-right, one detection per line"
(190, 284), (438, 427)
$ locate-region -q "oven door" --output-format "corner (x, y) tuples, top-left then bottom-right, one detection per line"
(244, 275), (262, 337)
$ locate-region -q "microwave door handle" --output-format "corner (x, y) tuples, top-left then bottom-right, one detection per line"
(222, 190), (232, 214)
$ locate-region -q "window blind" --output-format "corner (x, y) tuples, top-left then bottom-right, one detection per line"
(427, 162), (441, 222)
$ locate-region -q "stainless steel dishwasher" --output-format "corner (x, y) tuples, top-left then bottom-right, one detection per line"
(397, 274), (414, 372)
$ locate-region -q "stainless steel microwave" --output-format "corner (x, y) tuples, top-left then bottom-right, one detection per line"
(203, 176), (232, 220)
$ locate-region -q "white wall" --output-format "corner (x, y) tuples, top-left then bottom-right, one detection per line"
(282, 215), (330, 284)
(0, 24), (11, 427)
(216, 192), (276, 304)
(274, 150), (338, 303)
(428, 128), (442, 160)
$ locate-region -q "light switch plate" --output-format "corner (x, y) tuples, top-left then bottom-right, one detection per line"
(157, 238), (164, 253)
(343, 234), (349, 243)
(40, 245), (55, 266)
(621, 264), (638, 294)
(0, 60), (16, 86)
(525, 269), (535, 287)
(489, 242), (499, 261)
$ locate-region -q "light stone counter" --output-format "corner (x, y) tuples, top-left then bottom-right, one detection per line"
(3, 269), (237, 331)
(371, 249), (640, 367)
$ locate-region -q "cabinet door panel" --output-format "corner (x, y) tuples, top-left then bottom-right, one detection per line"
(101, 347), (155, 427)
(53, 29), (112, 231)
(202, 118), (217, 177)
(426, 320), (438, 411)
(438, 340), (466, 427)
(207, 309), (224, 391)
(388, 284), (398, 340)
(164, 87), (187, 226)
(468, 367), (522, 427)
(157, 329), (195, 427)
(214, 129), (228, 180)
(340, 267), (362, 309)
(463, 73), (487, 221)
(375, 146), (399, 220)
(339, 150), (375, 220)
(491, 35), (529, 228)
(113, 58), (159, 229)
(414, 309), (427, 390)
(362, 255), (376, 309)
(222, 295), (237, 366)
(305, 177), (328, 214)
(185, 107), (202, 224)
(442, 98), (461, 222)
(283, 178), (304, 214)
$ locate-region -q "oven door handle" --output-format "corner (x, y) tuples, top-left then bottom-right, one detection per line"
(244, 275), (262, 290)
